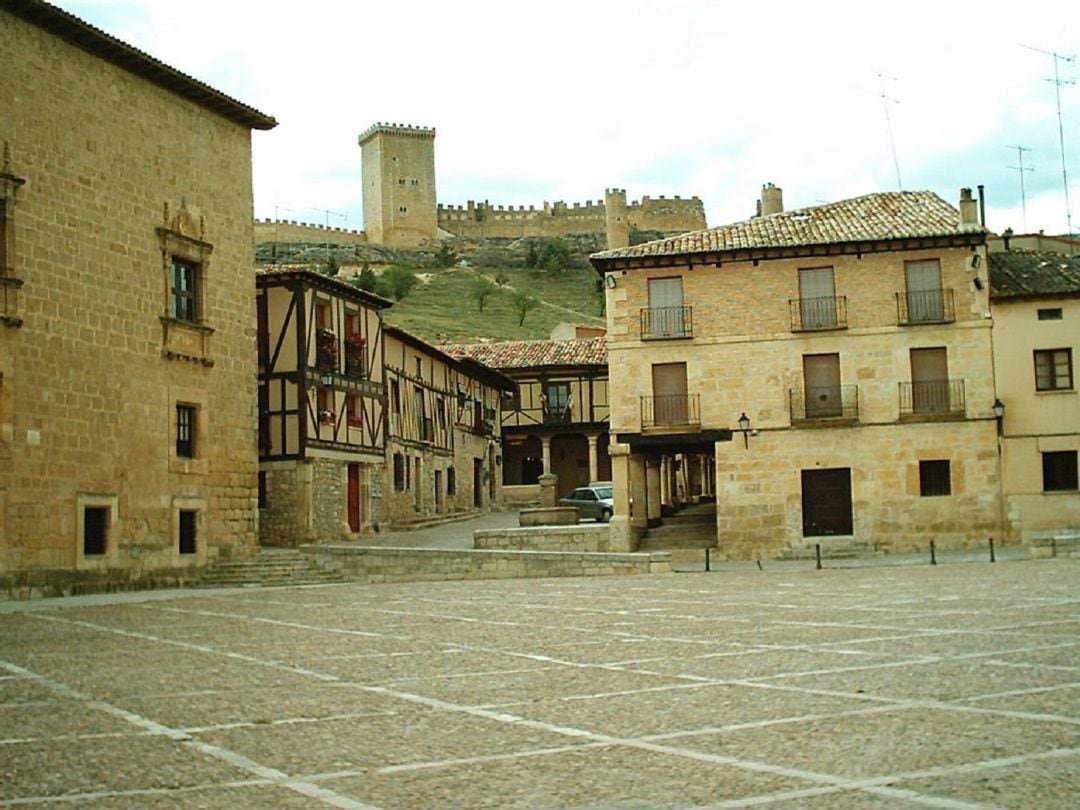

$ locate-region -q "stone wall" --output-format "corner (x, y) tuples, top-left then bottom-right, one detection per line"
(303, 545), (670, 583)
(0, 9), (260, 581)
(474, 525), (616, 552)
(254, 220), (367, 246)
(437, 195), (706, 241)
(259, 462), (312, 547)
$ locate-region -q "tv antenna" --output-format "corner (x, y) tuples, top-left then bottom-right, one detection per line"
(1023, 44), (1075, 246)
(1005, 145), (1034, 231)
(877, 72), (903, 190)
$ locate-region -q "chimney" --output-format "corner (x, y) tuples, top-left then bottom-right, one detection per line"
(958, 188), (979, 231)
(760, 183), (783, 216)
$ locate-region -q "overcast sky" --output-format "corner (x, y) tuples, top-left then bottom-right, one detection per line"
(63, 0), (1080, 237)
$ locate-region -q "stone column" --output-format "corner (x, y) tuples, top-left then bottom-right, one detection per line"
(645, 457), (662, 524)
(587, 434), (599, 483)
(629, 453), (648, 531)
(607, 442), (633, 552)
(541, 436), (552, 475)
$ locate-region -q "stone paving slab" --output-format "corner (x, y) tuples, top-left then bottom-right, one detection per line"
(0, 559), (1077, 808)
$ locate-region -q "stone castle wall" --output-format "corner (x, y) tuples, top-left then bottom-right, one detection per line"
(436, 195), (707, 240)
(254, 219), (368, 246)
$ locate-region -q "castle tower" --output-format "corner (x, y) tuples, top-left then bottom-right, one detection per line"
(604, 188), (630, 250)
(359, 123), (437, 247)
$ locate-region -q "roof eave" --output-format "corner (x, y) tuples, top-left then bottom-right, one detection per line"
(6, 0), (277, 130)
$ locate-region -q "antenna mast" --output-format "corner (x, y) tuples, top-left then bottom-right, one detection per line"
(877, 72), (903, 190)
(1024, 45), (1076, 246)
(1005, 144), (1034, 231)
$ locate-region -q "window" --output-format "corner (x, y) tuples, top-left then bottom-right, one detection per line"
(919, 460), (951, 496)
(176, 404), (196, 458)
(904, 259), (945, 323)
(644, 277), (688, 337)
(415, 357), (423, 378)
(391, 379), (401, 414)
(544, 382), (572, 423)
(1034, 349), (1073, 391)
(393, 453), (405, 491)
(1038, 308), (1063, 320)
(798, 267), (838, 330)
(909, 347), (952, 413)
(83, 507), (108, 556)
(650, 363), (689, 425)
(346, 394), (362, 428)
(802, 354), (842, 418)
(447, 466), (456, 495)
(169, 258), (200, 322)
(437, 397), (446, 430)
(1043, 451), (1078, 492)
(258, 471), (267, 509)
(178, 510), (197, 555)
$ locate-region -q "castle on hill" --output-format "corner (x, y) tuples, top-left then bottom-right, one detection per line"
(255, 123), (708, 250)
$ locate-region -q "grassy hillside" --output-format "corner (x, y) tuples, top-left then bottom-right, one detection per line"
(377, 264), (606, 344)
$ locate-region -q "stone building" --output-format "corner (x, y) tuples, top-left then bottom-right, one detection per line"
(446, 338), (611, 502)
(989, 249), (1080, 542)
(359, 123), (438, 248)
(0, 1), (276, 593)
(591, 187), (1001, 559)
(256, 269), (389, 545)
(382, 326), (513, 527)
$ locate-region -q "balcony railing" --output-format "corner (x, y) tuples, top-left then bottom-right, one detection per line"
(315, 328), (338, 371)
(790, 296), (847, 332)
(641, 393), (701, 428)
(899, 379), (966, 417)
(789, 384), (859, 422)
(640, 306), (693, 339)
(896, 288), (955, 325)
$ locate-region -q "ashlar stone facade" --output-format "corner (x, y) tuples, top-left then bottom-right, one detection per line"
(593, 187), (1002, 559)
(0, 2), (276, 593)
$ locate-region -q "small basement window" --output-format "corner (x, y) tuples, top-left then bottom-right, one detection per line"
(1037, 308), (1063, 321)
(919, 459), (951, 497)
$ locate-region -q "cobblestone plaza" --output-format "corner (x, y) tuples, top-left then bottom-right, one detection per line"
(1, 560), (1077, 807)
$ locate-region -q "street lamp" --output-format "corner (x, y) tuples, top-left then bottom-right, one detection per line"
(992, 398), (1005, 435)
(737, 412), (750, 448)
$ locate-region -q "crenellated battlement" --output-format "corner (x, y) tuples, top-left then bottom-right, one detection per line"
(436, 194), (706, 240)
(254, 219), (368, 246)
(358, 122), (436, 146)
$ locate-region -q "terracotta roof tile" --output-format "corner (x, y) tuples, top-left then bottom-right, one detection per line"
(444, 338), (606, 370)
(592, 191), (974, 263)
(989, 251), (1080, 300)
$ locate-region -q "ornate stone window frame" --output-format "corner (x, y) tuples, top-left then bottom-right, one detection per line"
(157, 202), (214, 366)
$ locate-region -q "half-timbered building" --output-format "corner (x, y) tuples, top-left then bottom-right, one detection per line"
(382, 326), (513, 525)
(257, 269), (389, 544)
(446, 338), (611, 501)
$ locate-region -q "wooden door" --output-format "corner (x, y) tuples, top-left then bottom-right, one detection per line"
(652, 362), (688, 425)
(803, 354), (841, 418)
(473, 458), (483, 508)
(347, 464), (361, 533)
(910, 347), (949, 412)
(798, 267), (836, 329)
(905, 260), (943, 322)
(801, 468), (853, 537)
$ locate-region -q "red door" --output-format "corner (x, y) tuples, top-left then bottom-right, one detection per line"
(347, 464), (361, 533)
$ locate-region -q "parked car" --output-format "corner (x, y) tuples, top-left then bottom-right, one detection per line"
(559, 484), (614, 522)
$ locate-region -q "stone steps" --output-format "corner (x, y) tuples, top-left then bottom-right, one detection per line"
(199, 550), (344, 588)
(639, 504), (718, 552)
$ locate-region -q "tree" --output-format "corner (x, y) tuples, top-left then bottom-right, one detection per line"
(471, 276), (497, 312)
(350, 262), (379, 294)
(433, 241), (458, 268)
(513, 291), (538, 326)
(494, 269), (509, 286)
(524, 240), (539, 269)
(318, 254), (339, 277)
(382, 263), (417, 301)
(540, 238), (571, 274)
